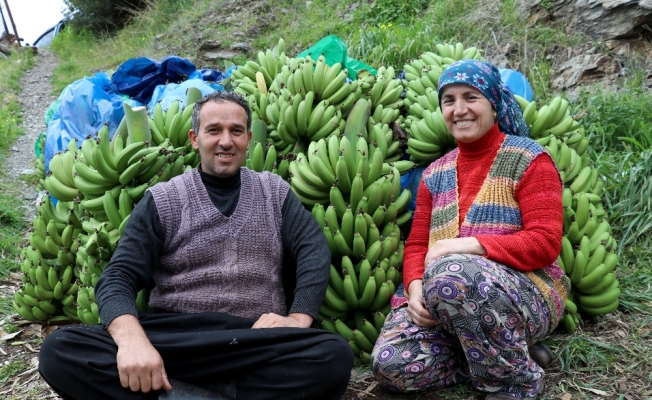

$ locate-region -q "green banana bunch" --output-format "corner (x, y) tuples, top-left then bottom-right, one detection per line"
(230, 38), (287, 88)
(76, 286), (100, 325)
(369, 66), (404, 111)
(406, 107), (456, 166)
(537, 134), (597, 187)
(44, 138), (81, 202)
(14, 197), (81, 322)
(355, 68), (376, 95)
(319, 255), (400, 357)
(560, 296), (581, 332)
(403, 42), (483, 100)
(405, 86), (439, 118)
(515, 95), (580, 139)
(245, 141), (278, 173)
(555, 163), (620, 331)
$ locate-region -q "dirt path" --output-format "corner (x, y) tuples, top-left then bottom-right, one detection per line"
(0, 49), (58, 222)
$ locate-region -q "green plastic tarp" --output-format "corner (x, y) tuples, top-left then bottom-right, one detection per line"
(296, 35), (377, 80)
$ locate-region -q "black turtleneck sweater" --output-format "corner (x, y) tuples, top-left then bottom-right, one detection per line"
(95, 167), (331, 329)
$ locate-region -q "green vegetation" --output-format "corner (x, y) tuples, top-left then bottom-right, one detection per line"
(0, 51), (32, 154)
(0, 181), (27, 277)
(577, 87), (652, 247)
(2, 321), (19, 334)
(0, 360), (28, 383)
(360, 0), (430, 24)
(63, 0), (147, 33)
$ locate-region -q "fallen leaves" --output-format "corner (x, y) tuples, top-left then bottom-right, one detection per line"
(0, 331), (22, 342)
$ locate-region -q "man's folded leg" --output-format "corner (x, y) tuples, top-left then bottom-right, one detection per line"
(39, 311), (353, 400)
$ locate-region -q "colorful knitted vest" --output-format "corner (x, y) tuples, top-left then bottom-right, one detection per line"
(147, 167), (289, 320)
(423, 135), (570, 331)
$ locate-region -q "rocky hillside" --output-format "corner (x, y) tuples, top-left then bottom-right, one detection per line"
(517, 0), (652, 97)
(148, 0), (652, 98)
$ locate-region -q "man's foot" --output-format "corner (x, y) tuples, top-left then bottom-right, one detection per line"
(158, 379), (230, 400)
(529, 342), (554, 368)
(484, 382), (544, 400)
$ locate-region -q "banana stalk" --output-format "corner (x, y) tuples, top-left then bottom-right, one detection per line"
(123, 103), (151, 144)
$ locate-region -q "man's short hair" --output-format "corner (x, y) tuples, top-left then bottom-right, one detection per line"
(191, 91), (252, 133)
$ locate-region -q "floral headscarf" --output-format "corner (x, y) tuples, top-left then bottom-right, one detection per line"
(437, 59), (530, 137)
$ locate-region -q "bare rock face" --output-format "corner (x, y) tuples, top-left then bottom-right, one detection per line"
(201, 51), (239, 61)
(519, 0), (652, 40)
(197, 41), (240, 61)
(553, 52), (622, 90)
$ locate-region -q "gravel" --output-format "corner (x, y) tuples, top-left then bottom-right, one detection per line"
(1, 49), (58, 224)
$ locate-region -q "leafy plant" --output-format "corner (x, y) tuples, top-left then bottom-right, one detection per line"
(362, 0), (431, 24)
(3, 323), (19, 334)
(538, 0), (554, 9)
(575, 87), (652, 153)
(348, 23), (441, 69)
(0, 361), (28, 383)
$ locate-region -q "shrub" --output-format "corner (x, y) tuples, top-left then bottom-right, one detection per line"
(63, 0), (147, 33)
(362, 0), (431, 24)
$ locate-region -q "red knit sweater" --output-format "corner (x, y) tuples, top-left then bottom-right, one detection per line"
(403, 124), (563, 291)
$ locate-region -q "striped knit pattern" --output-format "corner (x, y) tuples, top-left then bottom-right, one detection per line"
(423, 135), (570, 331)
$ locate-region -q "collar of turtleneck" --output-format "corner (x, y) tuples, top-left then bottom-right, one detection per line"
(456, 122), (505, 158)
(198, 165), (241, 190)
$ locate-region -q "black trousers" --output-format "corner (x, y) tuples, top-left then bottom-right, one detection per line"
(39, 312), (353, 400)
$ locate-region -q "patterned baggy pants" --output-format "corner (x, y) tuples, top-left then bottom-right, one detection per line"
(371, 254), (550, 397)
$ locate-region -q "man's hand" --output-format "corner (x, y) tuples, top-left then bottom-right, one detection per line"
(424, 237), (487, 267)
(406, 280), (437, 327)
(108, 315), (172, 393)
(252, 312), (313, 329)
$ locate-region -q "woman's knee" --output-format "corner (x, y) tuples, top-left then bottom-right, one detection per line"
(424, 255), (486, 297)
(370, 343), (413, 392)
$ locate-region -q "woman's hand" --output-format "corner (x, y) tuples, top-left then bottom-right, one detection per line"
(407, 280), (437, 327)
(424, 237), (487, 267)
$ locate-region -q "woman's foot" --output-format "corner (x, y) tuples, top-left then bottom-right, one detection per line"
(529, 342), (554, 368)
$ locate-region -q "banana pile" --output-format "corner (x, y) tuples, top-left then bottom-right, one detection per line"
(16, 38), (622, 341)
(402, 43), (480, 165)
(520, 97), (621, 332)
(243, 117), (286, 177)
(229, 39), (406, 166)
(281, 98), (413, 364)
(13, 89), (203, 323)
(14, 196), (81, 322)
(516, 95), (582, 140)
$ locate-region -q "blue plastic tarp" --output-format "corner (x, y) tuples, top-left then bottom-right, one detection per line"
(147, 79), (223, 115)
(44, 72), (138, 172)
(111, 56), (198, 104)
(500, 69), (533, 101)
(400, 166), (426, 213)
(43, 57), (230, 172)
(196, 68), (225, 82)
